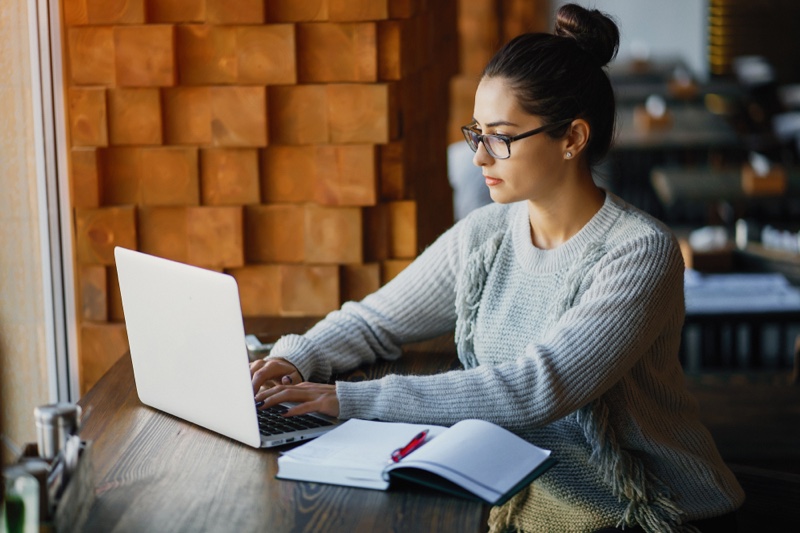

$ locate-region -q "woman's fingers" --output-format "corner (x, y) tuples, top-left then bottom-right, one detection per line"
(280, 370), (302, 385)
(255, 382), (325, 403)
(250, 358), (301, 394)
(249, 358), (266, 376)
(255, 383), (339, 418)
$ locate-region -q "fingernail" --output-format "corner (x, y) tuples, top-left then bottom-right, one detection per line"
(255, 400), (264, 407)
(282, 376), (292, 384)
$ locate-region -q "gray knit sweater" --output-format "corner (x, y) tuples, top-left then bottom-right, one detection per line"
(269, 192), (745, 532)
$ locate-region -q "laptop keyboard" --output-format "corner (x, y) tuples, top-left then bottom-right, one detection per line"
(257, 404), (334, 436)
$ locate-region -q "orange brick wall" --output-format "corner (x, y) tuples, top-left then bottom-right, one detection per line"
(62, 0), (459, 394)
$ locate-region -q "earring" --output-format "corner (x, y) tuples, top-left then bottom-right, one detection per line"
(565, 151), (573, 159)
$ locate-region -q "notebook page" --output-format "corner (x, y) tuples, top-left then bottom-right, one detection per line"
(282, 419), (446, 475)
(392, 419), (551, 497)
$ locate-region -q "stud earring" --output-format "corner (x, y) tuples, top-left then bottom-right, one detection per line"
(565, 151), (573, 159)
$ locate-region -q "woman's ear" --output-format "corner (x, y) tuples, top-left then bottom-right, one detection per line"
(564, 118), (590, 158)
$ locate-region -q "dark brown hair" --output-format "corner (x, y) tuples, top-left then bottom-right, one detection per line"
(482, 3), (620, 166)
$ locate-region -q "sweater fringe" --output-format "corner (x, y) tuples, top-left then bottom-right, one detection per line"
(487, 486), (529, 533)
(552, 241), (606, 317)
(455, 232), (503, 369)
(576, 399), (692, 533)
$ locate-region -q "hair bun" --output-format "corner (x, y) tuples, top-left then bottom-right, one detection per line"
(554, 3), (619, 67)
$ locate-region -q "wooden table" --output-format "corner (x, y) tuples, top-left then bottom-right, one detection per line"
(77, 335), (490, 533)
(735, 243), (800, 286)
(685, 372), (800, 474)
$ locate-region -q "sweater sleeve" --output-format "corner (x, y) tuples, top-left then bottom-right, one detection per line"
(336, 231), (686, 429)
(266, 222), (464, 383)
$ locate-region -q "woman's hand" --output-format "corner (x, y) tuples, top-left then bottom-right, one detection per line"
(255, 382), (340, 418)
(250, 357), (303, 394)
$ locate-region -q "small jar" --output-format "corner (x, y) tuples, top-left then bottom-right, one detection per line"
(33, 403), (81, 460)
(14, 458), (51, 521)
(2, 465), (39, 533)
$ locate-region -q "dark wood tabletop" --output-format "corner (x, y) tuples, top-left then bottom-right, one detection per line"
(76, 330), (490, 533)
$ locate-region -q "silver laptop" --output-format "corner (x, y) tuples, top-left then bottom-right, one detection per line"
(114, 246), (341, 448)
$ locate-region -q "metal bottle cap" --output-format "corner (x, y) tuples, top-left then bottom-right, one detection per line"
(34, 403), (82, 460)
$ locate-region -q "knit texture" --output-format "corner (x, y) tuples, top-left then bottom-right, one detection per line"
(269, 192), (744, 532)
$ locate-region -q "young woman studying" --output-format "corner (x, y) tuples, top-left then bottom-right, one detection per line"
(250, 5), (744, 532)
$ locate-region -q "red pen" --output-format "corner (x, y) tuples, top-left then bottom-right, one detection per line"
(390, 429), (429, 463)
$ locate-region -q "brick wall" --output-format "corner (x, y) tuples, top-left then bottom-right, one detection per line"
(62, 0), (458, 394)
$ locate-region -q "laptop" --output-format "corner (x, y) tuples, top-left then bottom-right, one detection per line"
(114, 246), (341, 448)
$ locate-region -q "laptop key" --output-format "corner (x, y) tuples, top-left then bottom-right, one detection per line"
(257, 403), (335, 438)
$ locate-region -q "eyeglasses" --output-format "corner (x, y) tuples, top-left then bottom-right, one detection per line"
(461, 118), (574, 159)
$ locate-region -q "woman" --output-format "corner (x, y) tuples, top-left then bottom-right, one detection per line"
(251, 5), (744, 532)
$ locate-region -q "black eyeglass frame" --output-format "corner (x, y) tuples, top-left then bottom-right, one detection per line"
(461, 118), (574, 159)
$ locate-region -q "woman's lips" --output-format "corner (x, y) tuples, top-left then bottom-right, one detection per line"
(484, 175), (503, 187)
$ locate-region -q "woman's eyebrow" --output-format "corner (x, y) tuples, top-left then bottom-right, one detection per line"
(471, 118), (519, 128)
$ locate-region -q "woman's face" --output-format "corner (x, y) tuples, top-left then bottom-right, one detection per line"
(470, 77), (567, 204)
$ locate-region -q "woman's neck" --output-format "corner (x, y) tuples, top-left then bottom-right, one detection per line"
(527, 180), (606, 250)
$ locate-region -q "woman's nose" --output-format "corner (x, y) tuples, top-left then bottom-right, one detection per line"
(472, 141), (492, 166)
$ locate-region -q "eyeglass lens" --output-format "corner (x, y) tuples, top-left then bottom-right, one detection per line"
(463, 129), (509, 159)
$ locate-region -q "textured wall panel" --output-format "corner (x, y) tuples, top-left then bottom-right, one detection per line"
(62, 0), (459, 393)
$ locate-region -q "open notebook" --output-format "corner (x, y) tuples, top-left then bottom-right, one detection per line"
(114, 246), (341, 448)
(277, 418), (556, 505)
